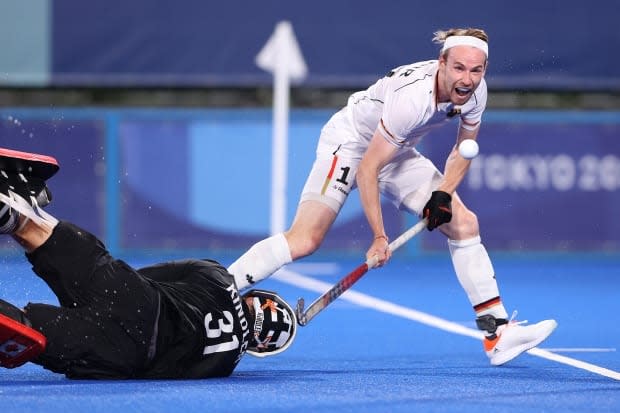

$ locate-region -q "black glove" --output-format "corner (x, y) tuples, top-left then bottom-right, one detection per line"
(423, 190), (452, 231)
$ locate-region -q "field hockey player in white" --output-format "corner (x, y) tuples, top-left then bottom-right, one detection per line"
(228, 27), (557, 366)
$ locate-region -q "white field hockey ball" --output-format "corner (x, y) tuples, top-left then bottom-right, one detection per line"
(458, 139), (479, 159)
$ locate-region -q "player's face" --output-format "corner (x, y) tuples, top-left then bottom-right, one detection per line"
(438, 46), (487, 105)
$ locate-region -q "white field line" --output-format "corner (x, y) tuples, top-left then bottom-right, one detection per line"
(543, 348), (616, 353)
(274, 268), (620, 382)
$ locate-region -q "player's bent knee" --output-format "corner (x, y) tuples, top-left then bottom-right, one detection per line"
(442, 209), (479, 240)
(286, 231), (323, 259)
(458, 210), (480, 238)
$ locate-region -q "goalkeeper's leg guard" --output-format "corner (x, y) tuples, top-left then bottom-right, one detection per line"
(0, 299), (47, 368)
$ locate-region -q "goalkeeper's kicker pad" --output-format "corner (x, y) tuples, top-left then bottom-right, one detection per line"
(0, 147), (60, 227)
(244, 290), (297, 357)
(0, 147), (59, 199)
(0, 314), (47, 368)
(0, 147), (59, 181)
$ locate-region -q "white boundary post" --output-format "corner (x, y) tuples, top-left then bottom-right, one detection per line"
(256, 21), (307, 235)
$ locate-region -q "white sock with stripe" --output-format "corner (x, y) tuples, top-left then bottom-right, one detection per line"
(448, 236), (508, 320)
(227, 233), (292, 292)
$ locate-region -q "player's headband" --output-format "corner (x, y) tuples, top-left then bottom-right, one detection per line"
(442, 36), (488, 58)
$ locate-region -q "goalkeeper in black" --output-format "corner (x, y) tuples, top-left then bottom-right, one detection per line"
(0, 150), (297, 379)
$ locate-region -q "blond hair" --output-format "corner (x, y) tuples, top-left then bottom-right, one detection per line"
(433, 28), (489, 58)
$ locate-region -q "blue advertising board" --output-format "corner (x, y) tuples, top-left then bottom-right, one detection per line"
(1, 108), (618, 255)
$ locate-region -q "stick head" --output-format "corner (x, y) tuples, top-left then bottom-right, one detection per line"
(295, 298), (307, 326)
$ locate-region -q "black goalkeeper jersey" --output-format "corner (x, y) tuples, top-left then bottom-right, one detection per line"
(137, 259), (252, 379)
(24, 222), (252, 380)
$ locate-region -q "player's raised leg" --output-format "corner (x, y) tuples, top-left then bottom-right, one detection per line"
(228, 199), (337, 291)
(228, 151), (352, 291)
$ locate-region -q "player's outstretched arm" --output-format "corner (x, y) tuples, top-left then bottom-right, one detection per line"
(357, 129), (399, 266)
(439, 125), (480, 195)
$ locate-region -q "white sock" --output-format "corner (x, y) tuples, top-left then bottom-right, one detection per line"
(227, 233), (292, 292)
(448, 236), (508, 320)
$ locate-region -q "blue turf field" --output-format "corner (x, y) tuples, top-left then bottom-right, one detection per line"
(1, 252), (619, 412)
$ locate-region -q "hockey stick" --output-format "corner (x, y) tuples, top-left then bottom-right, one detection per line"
(295, 218), (428, 326)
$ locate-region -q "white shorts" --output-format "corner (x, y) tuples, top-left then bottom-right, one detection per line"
(300, 112), (443, 216)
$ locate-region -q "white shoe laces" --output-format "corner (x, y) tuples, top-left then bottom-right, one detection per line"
(508, 310), (528, 326)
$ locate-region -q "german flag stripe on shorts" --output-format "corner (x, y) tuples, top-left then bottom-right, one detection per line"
(320, 154), (339, 195)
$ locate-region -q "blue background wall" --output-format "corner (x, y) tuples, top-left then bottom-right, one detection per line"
(1, 1), (619, 90)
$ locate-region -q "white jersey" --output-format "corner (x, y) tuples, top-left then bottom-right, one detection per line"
(306, 60), (487, 213)
(332, 60), (487, 152)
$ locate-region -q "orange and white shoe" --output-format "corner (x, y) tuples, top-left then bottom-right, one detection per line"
(482, 313), (558, 366)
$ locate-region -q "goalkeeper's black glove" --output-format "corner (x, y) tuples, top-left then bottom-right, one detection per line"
(423, 190), (452, 231)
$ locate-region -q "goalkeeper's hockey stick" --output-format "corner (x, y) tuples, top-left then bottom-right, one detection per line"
(295, 218), (428, 326)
